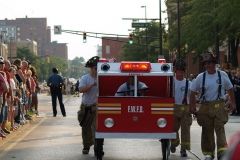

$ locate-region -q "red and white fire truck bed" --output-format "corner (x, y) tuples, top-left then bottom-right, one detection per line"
(96, 61), (176, 139)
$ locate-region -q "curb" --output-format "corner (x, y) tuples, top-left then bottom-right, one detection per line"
(0, 114), (38, 147)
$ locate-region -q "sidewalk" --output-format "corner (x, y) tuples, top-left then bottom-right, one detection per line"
(0, 114), (39, 147)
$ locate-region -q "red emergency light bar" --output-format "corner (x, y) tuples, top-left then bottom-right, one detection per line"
(120, 62), (151, 72)
(99, 58), (109, 62)
(158, 58), (166, 63)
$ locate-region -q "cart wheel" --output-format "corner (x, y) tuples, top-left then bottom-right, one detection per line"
(95, 138), (104, 160)
(161, 139), (170, 160)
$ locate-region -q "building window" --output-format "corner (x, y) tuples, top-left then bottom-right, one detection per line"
(106, 45), (110, 54)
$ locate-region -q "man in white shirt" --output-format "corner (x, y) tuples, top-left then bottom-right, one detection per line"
(170, 59), (192, 157)
(77, 56), (100, 156)
(189, 52), (236, 160)
(115, 76), (148, 96)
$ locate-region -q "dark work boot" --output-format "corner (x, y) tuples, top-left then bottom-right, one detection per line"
(82, 147), (90, 154)
(218, 152), (225, 160)
(170, 145), (176, 153)
(180, 149), (188, 157)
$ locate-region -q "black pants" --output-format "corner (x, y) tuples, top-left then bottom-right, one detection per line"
(51, 90), (66, 116)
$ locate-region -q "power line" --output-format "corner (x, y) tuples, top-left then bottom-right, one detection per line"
(54, 28), (161, 49)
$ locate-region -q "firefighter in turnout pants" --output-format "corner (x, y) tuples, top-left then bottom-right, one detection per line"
(189, 52), (236, 160)
(77, 56), (99, 155)
(170, 59), (192, 157)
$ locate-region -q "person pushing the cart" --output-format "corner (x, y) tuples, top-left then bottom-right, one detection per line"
(170, 59), (192, 157)
(77, 56), (99, 155)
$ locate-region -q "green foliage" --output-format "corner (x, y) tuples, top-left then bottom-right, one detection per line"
(17, 47), (38, 64)
(68, 57), (87, 79)
(16, 47), (87, 81)
(166, 0), (240, 66)
(48, 56), (68, 76)
(122, 21), (169, 62)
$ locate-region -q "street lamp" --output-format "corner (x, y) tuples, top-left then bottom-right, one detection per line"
(141, 6), (147, 22)
(141, 5), (148, 60)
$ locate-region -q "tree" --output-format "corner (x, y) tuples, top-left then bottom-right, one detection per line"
(122, 21), (169, 62)
(47, 56), (68, 77)
(166, 0), (240, 66)
(216, 0), (240, 67)
(17, 47), (38, 64)
(68, 57), (87, 79)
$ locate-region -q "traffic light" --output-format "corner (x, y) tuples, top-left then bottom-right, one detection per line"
(129, 33), (133, 44)
(83, 32), (87, 43)
(54, 25), (62, 35)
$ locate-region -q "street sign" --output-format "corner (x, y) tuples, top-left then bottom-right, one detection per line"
(132, 22), (149, 28)
(54, 25), (62, 35)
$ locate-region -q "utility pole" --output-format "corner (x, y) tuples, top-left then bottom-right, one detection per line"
(177, 0), (181, 58)
(141, 6), (148, 60)
(214, 0), (220, 64)
(159, 0), (163, 57)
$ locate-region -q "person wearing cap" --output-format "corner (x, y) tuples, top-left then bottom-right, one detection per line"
(189, 52), (236, 160)
(47, 67), (66, 117)
(77, 56), (99, 155)
(170, 59), (192, 157)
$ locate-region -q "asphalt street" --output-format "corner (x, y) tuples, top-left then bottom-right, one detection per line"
(0, 94), (239, 160)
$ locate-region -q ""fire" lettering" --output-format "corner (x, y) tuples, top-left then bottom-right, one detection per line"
(128, 106), (144, 113)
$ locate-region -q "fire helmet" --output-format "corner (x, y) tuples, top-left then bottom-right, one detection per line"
(201, 52), (217, 64)
(85, 56), (100, 68)
(173, 59), (186, 71)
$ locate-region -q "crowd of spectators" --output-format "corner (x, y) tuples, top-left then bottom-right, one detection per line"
(0, 57), (39, 138)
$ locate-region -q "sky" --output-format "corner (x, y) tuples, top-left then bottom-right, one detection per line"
(0, 0), (167, 61)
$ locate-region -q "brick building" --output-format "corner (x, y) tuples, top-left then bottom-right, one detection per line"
(46, 42), (68, 59)
(0, 17), (68, 59)
(102, 37), (128, 61)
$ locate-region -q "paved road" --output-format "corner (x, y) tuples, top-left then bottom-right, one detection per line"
(0, 94), (239, 160)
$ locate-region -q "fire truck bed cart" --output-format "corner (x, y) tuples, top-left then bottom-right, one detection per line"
(95, 61), (176, 160)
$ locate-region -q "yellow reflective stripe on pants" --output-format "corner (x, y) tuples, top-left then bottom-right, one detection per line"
(202, 151), (214, 157)
(217, 147), (227, 153)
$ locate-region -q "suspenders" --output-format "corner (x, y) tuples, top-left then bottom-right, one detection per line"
(200, 70), (222, 102)
(182, 79), (189, 104)
(217, 70), (222, 100)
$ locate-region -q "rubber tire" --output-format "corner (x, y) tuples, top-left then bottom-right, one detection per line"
(161, 139), (170, 160)
(95, 138), (104, 160)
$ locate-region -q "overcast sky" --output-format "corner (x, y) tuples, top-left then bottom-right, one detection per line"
(0, 0), (167, 61)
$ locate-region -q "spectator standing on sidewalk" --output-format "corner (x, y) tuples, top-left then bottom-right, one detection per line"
(47, 67), (66, 117)
(29, 66), (40, 115)
(0, 58), (9, 138)
(0, 58), (10, 135)
(3, 60), (13, 131)
(233, 68), (240, 116)
(77, 56), (99, 155)
(8, 66), (18, 130)
(13, 59), (26, 125)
